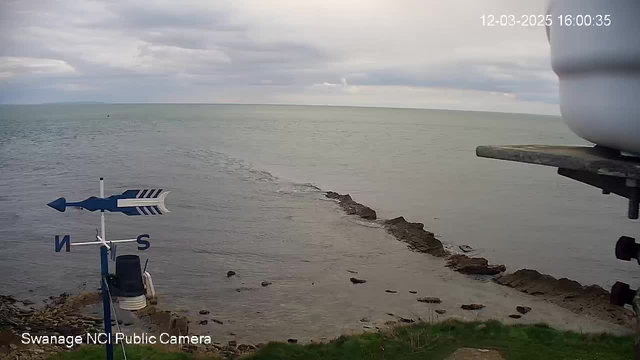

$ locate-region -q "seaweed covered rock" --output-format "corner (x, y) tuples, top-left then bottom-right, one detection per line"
(446, 254), (506, 275)
(496, 269), (634, 327)
(383, 217), (445, 256)
(325, 192), (377, 220)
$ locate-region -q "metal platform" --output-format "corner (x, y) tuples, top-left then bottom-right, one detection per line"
(476, 145), (640, 219)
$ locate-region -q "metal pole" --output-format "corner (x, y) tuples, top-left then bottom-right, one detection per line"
(101, 246), (114, 360)
(99, 178), (114, 360)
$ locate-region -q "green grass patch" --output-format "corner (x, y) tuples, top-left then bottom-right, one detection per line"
(49, 320), (634, 360)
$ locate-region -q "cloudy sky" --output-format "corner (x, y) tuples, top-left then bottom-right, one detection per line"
(0, 0), (559, 114)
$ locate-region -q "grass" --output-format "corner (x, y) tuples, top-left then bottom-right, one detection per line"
(48, 320), (634, 360)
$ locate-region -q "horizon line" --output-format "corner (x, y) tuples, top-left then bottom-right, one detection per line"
(0, 102), (562, 117)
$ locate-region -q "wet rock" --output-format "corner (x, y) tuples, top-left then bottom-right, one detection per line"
(435, 309), (446, 315)
(325, 192), (377, 220)
(509, 314), (522, 319)
(360, 317), (371, 323)
(287, 338), (298, 344)
(350, 277), (366, 284)
(461, 304), (485, 310)
(228, 340), (237, 347)
(22, 300), (35, 306)
(496, 269), (634, 327)
(199, 310), (210, 315)
(384, 320), (397, 326)
(227, 271), (236, 277)
(237, 344), (252, 352)
(124, 322), (133, 326)
(446, 254), (506, 275)
(117, 320), (123, 325)
(386, 312), (395, 317)
(235, 287), (257, 292)
(212, 318), (224, 325)
(169, 316), (189, 336)
(384, 217), (446, 256)
(398, 317), (415, 323)
(516, 306), (531, 314)
(459, 245), (474, 253)
(417, 297), (442, 304)
(261, 281), (272, 287)
(409, 290), (418, 294)
(199, 320), (208, 325)
(347, 270), (358, 274)
(385, 290), (397, 294)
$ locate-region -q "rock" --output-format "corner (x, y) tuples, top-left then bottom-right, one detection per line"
(398, 317), (415, 323)
(446, 254), (506, 275)
(347, 270), (358, 274)
(385, 290), (397, 294)
(325, 192), (377, 220)
(417, 297), (442, 304)
(124, 322), (133, 326)
(261, 281), (272, 287)
(360, 317), (371, 323)
(237, 344), (251, 352)
(227, 271), (236, 277)
(461, 304), (485, 310)
(516, 306), (531, 314)
(199, 310), (210, 315)
(229, 332), (236, 336)
(212, 318), (224, 325)
(409, 290), (418, 294)
(169, 316), (189, 336)
(235, 287), (257, 292)
(384, 217), (446, 256)
(255, 343), (265, 348)
(117, 320), (123, 325)
(384, 320), (397, 326)
(228, 340), (237, 347)
(149, 298), (158, 305)
(459, 245), (474, 253)
(350, 277), (366, 284)
(435, 309), (446, 314)
(22, 300), (35, 306)
(509, 314), (522, 319)
(496, 269), (635, 327)
(287, 338), (298, 344)
(199, 320), (208, 325)
(386, 312), (395, 317)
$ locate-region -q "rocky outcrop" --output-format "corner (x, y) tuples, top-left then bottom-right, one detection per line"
(383, 217), (446, 256)
(461, 304), (485, 310)
(0, 293), (103, 357)
(325, 192), (377, 220)
(495, 269), (635, 327)
(446, 255), (506, 275)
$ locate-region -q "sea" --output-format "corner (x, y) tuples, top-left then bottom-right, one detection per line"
(1, 104), (638, 342)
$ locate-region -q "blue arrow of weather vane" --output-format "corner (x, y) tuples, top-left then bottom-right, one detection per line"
(47, 189), (170, 216)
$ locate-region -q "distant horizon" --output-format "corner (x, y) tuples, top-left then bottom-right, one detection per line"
(1, 1), (560, 115)
(0, 101), (562, 117)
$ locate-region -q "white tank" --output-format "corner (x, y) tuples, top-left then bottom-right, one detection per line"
(548, 1), (640, 155)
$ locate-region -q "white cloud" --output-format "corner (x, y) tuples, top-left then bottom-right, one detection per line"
(0, 0), (560, 114)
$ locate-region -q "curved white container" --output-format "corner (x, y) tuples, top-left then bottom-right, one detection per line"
(548, 1), (640, 155)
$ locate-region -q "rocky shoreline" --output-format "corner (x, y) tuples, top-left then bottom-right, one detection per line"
(324, 191), (635, 329)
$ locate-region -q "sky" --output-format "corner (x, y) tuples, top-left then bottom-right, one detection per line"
(0, 0), (560, 114)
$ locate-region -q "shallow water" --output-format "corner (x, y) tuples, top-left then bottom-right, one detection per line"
(0, 104), (637, 342)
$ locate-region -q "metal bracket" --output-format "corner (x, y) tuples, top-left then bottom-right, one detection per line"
(558, 168), (640, 219)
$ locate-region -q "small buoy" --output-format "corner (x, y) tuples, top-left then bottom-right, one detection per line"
(106, 114), (110, 117)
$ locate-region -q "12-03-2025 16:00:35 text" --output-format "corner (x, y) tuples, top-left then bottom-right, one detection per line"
(481, 14), (611, 27)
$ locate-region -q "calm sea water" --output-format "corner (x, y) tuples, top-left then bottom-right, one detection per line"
(1, 104), (637, 340)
